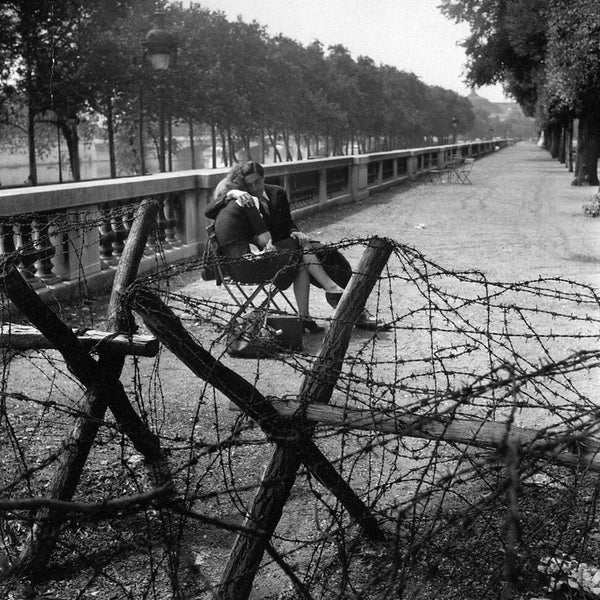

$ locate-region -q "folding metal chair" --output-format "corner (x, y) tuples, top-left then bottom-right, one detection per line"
(455, 158), (475, 184)
(205, 224), (297, 330)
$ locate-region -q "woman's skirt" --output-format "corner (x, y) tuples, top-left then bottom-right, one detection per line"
(225, 238), (301, 290)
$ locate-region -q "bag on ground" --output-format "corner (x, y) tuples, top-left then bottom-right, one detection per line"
(226, 310), (282, 358)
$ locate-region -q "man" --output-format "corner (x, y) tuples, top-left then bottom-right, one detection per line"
(205, 161), (387, 331)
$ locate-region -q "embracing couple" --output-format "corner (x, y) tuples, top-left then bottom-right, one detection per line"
(204, 161), (388, 333)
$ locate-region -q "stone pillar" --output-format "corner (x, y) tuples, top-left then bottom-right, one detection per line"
(407, 154), (418, 181)
(351, 156), (370, 201)
(184, 187), (205, 249)
(72, 208), (103, 280)
(319, 169), (327, 203)
(437, 149), (445, 168)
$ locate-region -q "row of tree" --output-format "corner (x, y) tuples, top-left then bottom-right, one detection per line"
(0, 0), (484, 183)
(440, 0), (600, 186)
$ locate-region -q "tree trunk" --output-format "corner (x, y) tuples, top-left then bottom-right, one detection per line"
(573, 105), (600, 186)
(27, 94), (37, 185)
(211, 123), (217, 168)
(62, 117), (81, 181)
(543, 127), (551, 151)
(549, 124), (561, 159)
(227, 128), (236, 164)
(188, 119), (196, 169)
(138, 87), (146, 175)
(269, 131), (282, 162)
(219, 128), (228, 167)
(557, 121), (566, 165)
(107, 96), (116, 178)
(282, 130), (293, 161)
(567, 119), (574, 173)
(243, 134), (251, 161)
(167, 114), (173, 172)
(295, 132), (303, 160)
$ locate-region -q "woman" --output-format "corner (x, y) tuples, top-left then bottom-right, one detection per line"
(213, 164), (346, 333)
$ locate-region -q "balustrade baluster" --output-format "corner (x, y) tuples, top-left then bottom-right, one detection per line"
(98, 206), (117, 267)
(32, 215), (60, 284)
(13, 218), (42, 288)
(110, 204), (128, 261)
(49, 213), (71, 281)
(0, 221), (16, 261)
(156, 195), (172, 251)
(163, 194), (182, 247)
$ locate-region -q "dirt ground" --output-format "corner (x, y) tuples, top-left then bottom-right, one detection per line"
(2, 141), (600, 600)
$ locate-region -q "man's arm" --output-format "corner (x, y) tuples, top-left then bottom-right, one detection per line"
(272, 186), (300, 234)
(271, 185), (310, 246)
(205, 180), (257, 219)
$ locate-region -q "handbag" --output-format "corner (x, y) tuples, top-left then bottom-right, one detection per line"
(226, 310), (282, 358)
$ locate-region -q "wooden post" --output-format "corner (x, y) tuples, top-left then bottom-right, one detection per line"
(270, 399), (600, 472)
(3, 199), (172, 577)
(299, 237), (393, 404)
(218, 237), (393, 600)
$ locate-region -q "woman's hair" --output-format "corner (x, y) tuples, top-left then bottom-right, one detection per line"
(213, 161), (265, 203)
(224, 161), (265, 192)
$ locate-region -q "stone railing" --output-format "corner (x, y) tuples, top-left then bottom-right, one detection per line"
(0, 139), (514, 302)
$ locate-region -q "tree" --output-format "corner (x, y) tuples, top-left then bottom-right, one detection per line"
(439, 0), (547, 114)
(439, 0), (600, 185)
(543, 0), (600, 184)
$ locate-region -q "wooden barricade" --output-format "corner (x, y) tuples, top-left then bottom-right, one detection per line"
(3, 224), (598, 598)
(1, 198), (174, 577)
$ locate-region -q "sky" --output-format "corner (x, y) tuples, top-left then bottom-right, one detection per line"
(186, 0), (509, 103)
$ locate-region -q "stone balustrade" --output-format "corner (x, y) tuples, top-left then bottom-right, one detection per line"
(0, 139), (512, 303)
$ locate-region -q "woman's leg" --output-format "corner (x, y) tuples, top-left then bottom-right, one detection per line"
(293, 267), (311, 317)
(301, 253), (344, 294)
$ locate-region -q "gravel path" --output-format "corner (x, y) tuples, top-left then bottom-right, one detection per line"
(294, 141), (599, 289)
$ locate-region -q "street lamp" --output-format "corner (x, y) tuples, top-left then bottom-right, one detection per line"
(451, 115), (458, 144)
(143, 12), (177, 173)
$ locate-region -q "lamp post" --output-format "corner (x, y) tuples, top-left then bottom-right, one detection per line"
(451, 115), (458, 145)
(56, 119), (63, 183)
(143, 12), (177, 173)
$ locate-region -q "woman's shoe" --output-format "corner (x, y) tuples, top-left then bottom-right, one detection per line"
(355, 309), (392, 331)
(301, 319), (325, 334)
(325, 291), (343, 308)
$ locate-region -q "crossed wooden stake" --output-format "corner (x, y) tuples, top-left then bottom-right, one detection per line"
(128, 237), (393, 599)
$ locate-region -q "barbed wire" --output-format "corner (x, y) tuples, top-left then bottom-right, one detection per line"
(0, 230), (599, 599)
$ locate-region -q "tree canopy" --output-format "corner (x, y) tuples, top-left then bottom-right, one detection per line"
(0, 0), (511, 181)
